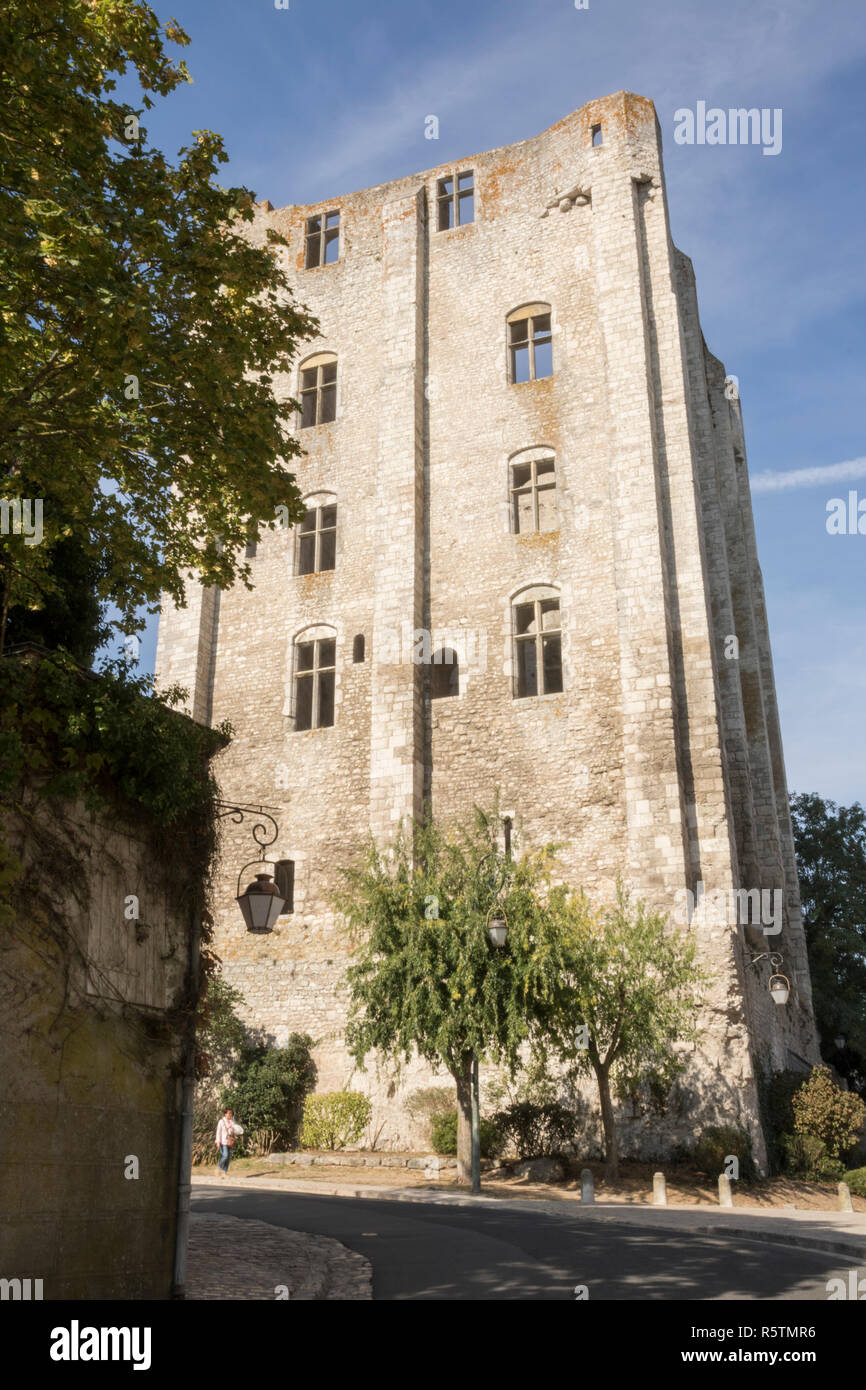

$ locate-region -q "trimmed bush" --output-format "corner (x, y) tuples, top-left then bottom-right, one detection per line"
(792, 1065), (866, 1161)
(491, 1101), (580, 1160)
(842, 1167), (866, 1198)
(300, 1091), (372, 1151)
(430, 1109), (501, 1158)
(692, 1125), (756, 1182)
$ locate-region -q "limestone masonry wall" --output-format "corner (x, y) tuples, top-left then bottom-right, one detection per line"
(156, 91), (820, 1165)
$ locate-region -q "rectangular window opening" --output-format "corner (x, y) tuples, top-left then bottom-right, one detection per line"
(274, 860), (295, 913)
(306, 211), (339, 266)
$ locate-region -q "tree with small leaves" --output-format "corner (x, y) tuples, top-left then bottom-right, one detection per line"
(549, 883), (708, 1183)
(337, 808), (578, 1184)
(0, 0), (316, 656)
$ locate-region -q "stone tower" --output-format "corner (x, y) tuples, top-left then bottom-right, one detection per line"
(157, 91), (820, 1165)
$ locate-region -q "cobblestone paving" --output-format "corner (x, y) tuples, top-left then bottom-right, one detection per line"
(186, 1212), (372, 1300)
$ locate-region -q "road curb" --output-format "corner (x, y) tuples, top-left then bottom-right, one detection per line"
(192, 1176), (866, 1261)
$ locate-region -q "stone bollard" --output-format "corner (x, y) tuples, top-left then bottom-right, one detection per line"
(718, 1174), (733, 1208)
(581, 1167), (594, 1204)
(838, 1182), (854, 1212)
(652, 1171), (667, 1206)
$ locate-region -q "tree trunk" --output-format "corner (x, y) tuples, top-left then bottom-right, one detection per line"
(595, 1063), (619, 1184)
(454, 1052), (474, 1185)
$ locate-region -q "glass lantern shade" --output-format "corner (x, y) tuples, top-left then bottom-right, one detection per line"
(769, 974), (790, 1005)
(488, 917), (508, 948)
(237, 873), (285, 934)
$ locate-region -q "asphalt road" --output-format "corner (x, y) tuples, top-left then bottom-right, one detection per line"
(191, 1187), (860, 1300)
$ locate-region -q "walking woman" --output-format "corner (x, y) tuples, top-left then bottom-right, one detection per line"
(215, 1107), (241, 1175)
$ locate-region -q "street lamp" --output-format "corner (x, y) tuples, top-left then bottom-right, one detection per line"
(748, 950), (790, 1005)
(216, 802), (285, 935)
(487, 912), (508, 948)
(237, 871), (285, 934)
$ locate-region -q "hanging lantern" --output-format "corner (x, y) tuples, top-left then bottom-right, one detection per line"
(768, 972), (790, 1006)
(487, 909), (508, 948)
(237, 872), (285, 934)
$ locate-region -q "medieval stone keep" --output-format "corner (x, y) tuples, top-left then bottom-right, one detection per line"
(156, 91), (820, 1165)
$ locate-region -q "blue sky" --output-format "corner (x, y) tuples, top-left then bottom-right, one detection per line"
(125, 0), (865, 805)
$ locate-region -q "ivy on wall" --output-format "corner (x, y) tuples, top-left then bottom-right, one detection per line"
(0, 646), (231, 1030)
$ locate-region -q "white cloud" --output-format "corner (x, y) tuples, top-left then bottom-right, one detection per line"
(750, 457), (866, 493)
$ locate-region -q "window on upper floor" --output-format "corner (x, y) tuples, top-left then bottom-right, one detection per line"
(352, 634), (365, 663)
(436, 170), (474, 230)
(300, 353), (337, 428)
(591, 123), (603, 147)
(297, 503), (337, 575)
(305, 210), (340, 267)
(294, 633), (336, 730)
(507, 304), (553, 383)
(513, 590), (563, 698)
(510, 455), (558, 534)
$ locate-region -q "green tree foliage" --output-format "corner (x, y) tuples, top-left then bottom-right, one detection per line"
(221, 1035), (316, 1155)
(195, 970), (247, 1083)
(792, 1064), (865, 1161)
(550, 884), (708, 1182)
(300, 1092), (372, 1152)
(790, 793), (866, 1091)
(0, 0), (316, 652)
(337, 808), (576, 1183)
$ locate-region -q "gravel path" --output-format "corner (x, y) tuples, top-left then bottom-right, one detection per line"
(186, 1211), (372, 1300)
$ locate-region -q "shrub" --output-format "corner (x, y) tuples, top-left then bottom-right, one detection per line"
(221, 1034), (316, 1154)
(491, 1101), (580, 1160)
(403, 1086), (455, 1143)
(842, 1167), (866, 1198)
(301, 1091), (372, 1151)
(430, 1110), (501, 1158)
(781, 1132), (826, 1177)
(792, 1065), (866, 1160)
(691, 1125), (756, 1182)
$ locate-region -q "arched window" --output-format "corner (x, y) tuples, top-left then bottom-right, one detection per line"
(507, 304), (552, 383)
(297, 498), (337, 574)
(431, 648), (459, 699)
(293, 627), (336, 730)
(299, 352), (337, 428)
(352, 634), (365, 663)
(510, 450), (558, 534)
(512, 587), (562, 697)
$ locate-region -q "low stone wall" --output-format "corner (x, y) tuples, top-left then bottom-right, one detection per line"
(266, 1151), (457, 1170)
